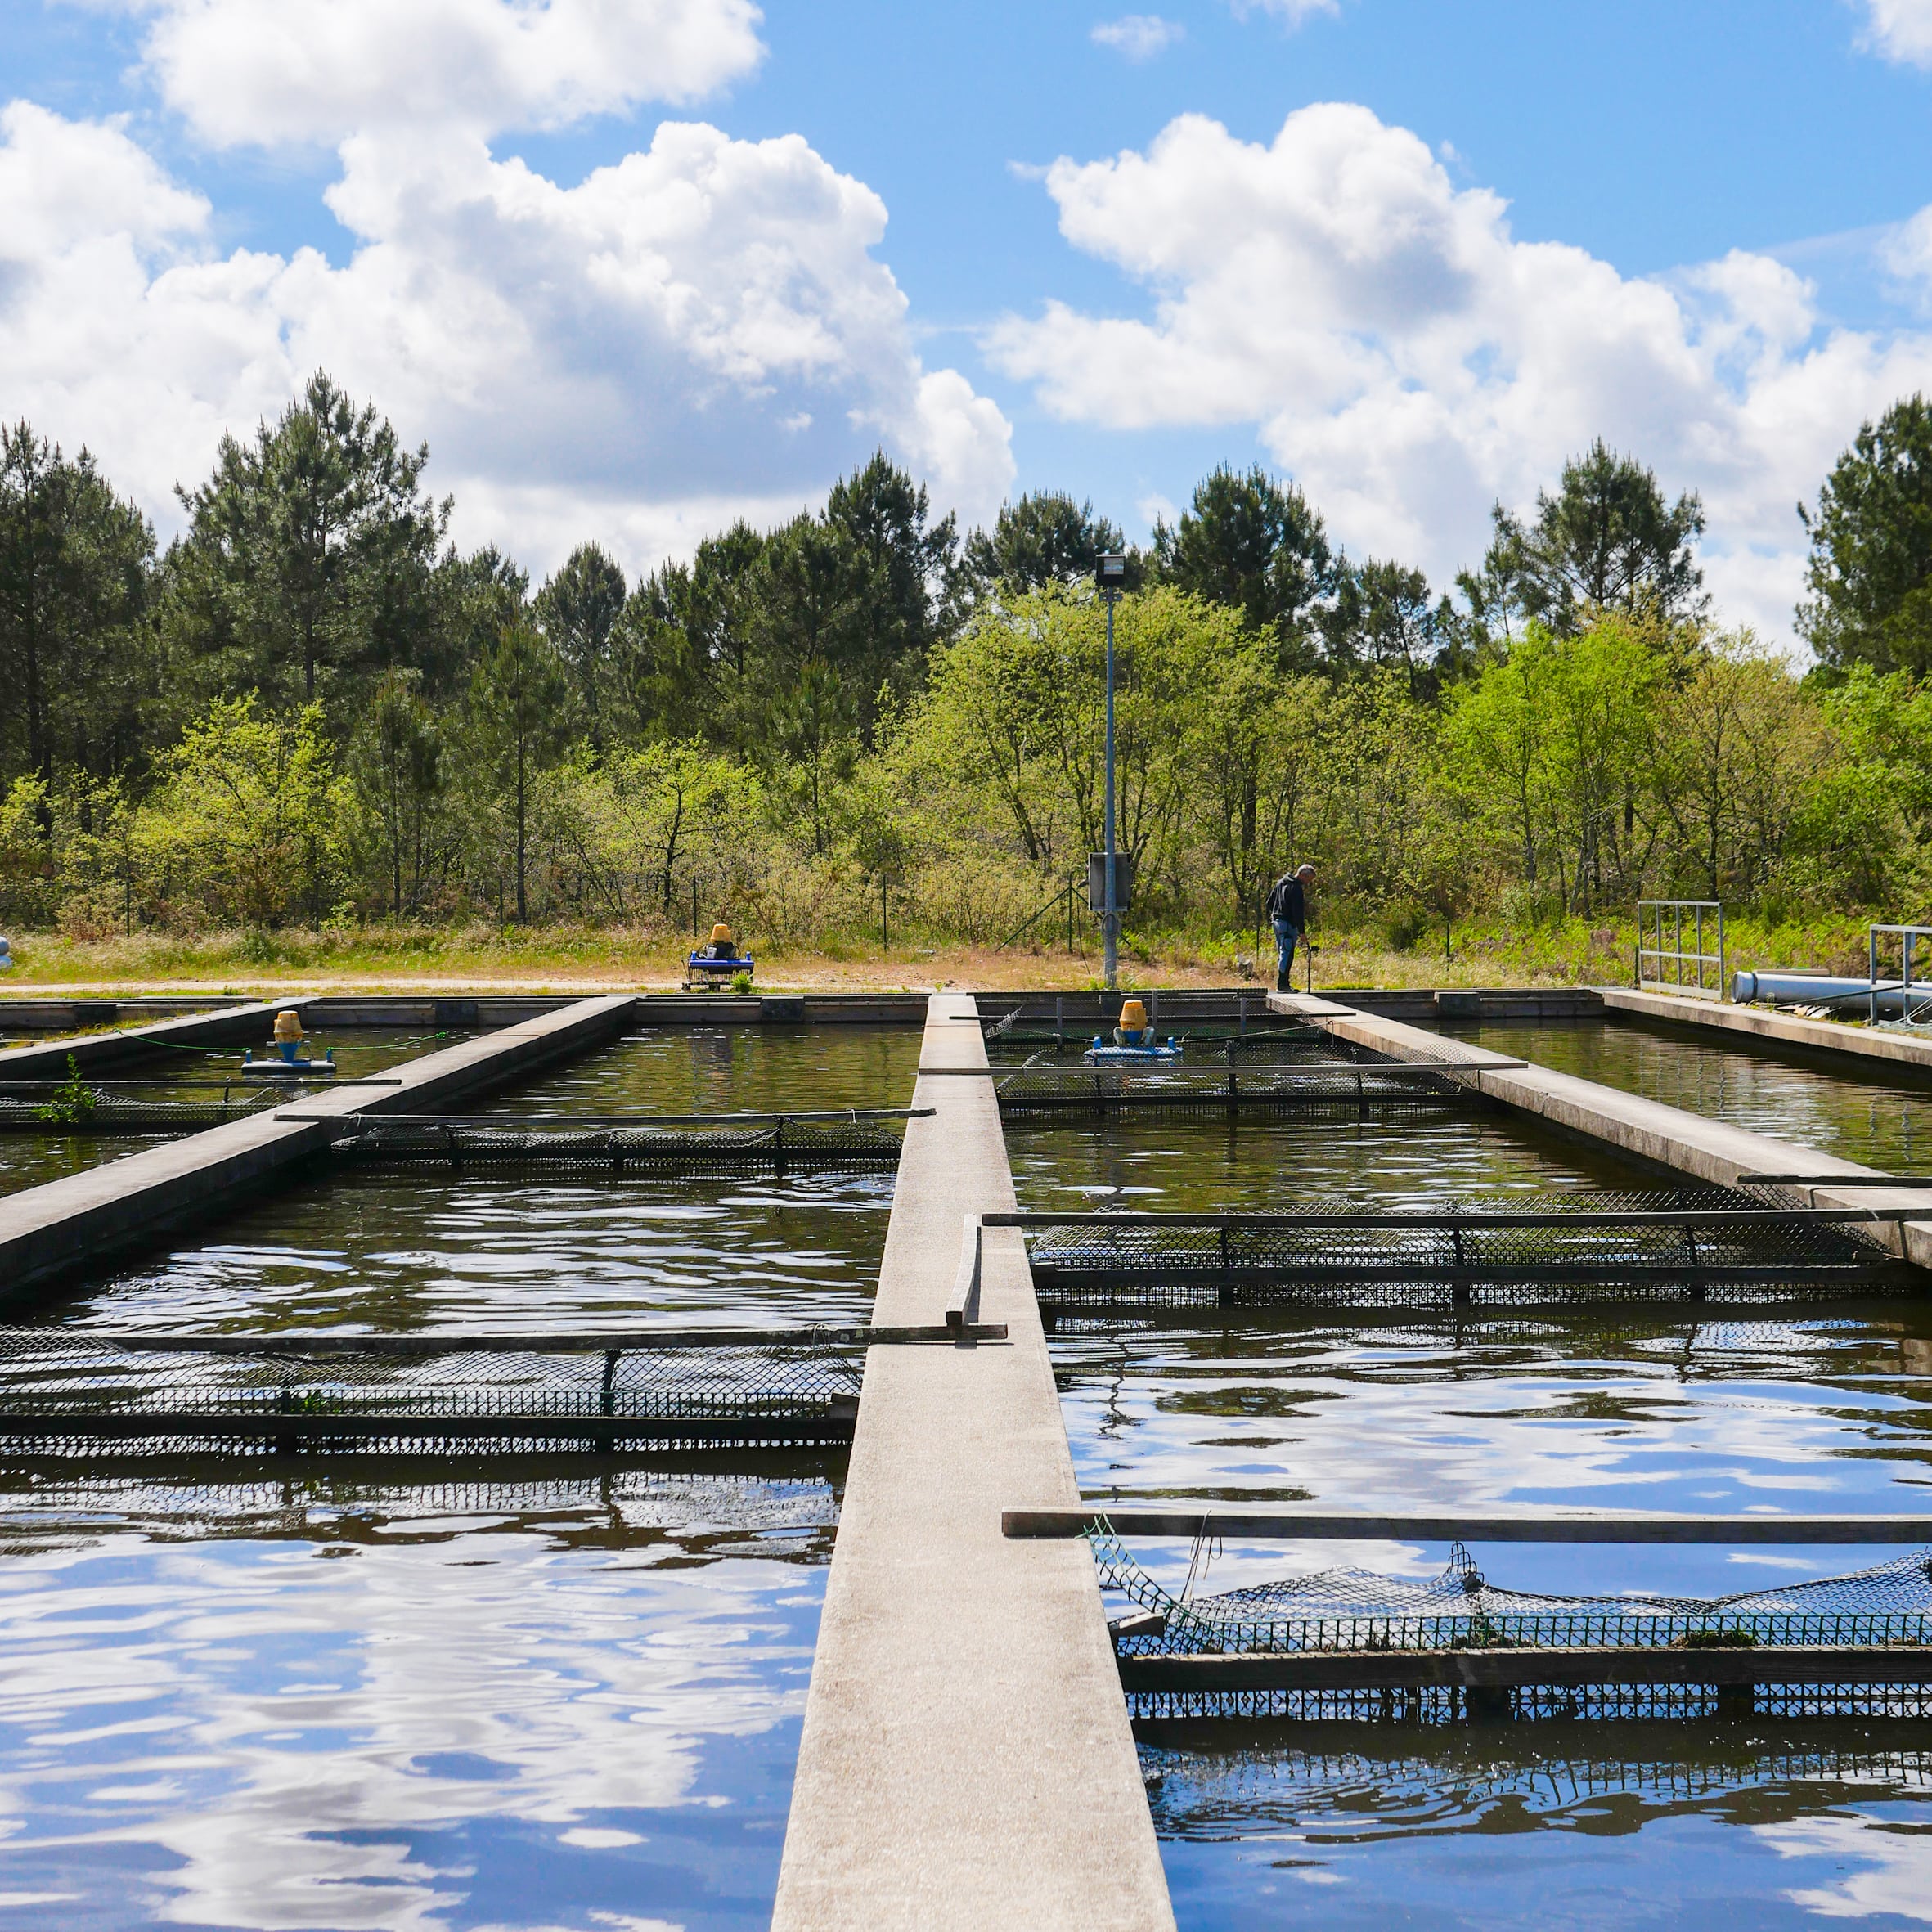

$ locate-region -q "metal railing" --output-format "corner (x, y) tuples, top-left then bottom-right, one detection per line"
(1636, 901), (1725, 999)
(1870, 926), (1932, 1027)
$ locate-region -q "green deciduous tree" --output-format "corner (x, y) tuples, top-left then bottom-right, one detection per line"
(133, 697), (345, 928)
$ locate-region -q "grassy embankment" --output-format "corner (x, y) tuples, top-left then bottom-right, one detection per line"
(0, 913), (1890, 995)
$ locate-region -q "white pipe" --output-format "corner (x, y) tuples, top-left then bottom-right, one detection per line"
(1732, 970), (1930, 1014)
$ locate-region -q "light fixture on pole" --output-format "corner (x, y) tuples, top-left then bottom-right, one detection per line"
(1095, 551), (1128, 991)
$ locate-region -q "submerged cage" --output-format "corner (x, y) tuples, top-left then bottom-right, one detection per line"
(1023, 1192), (1913, 1315)
(1091, 1526), (1932, 1724)
(991, 1058), (1476, 1119)
(0, 1086), (290, 1134)
(320, 1110), (914, 1175)
(0, 1328), (866, 1456)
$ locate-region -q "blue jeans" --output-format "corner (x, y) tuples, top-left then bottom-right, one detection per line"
(1273, 919), (1301, 986)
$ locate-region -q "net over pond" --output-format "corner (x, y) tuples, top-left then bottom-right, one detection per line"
(1092, 1529), (1932, 1723)
(0, 1326), (874, 1457)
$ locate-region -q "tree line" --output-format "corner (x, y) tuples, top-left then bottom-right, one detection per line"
(2, 369), (1929, 948)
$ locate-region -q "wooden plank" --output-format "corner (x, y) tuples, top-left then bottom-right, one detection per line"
(0, 1410), (858, 1441)
(26, 1323), (1007, 1355)
(1004, 1509), (1932, 1543)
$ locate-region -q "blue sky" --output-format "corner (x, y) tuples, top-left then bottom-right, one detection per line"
(7, 0), (1932, 641)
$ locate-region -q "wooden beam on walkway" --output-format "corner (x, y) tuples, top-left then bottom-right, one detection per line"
(1005, 1509), (1932, 1543)
(774, 993), (1174, 1931)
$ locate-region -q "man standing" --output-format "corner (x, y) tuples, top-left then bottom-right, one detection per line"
(1265, 864), (1315, 993)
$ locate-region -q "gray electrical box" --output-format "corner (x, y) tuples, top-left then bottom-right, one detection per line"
(1086, 851), (1134, 913)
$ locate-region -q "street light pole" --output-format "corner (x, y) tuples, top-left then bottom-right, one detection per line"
(1096, 552), (1127, 991)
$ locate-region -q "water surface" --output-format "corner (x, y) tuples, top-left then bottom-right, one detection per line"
(0, 1467), (834, 1931)
(1014, 1096), (1932, 1928)
(44, 1028), (918, 1335)
(0, 1022), (922, 1929)
(1446, 1016), (1932, 1174)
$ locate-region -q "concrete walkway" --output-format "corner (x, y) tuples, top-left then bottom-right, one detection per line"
(1271, 992), (1932, 1272)
(0, 994), (636, 1301)
(774, 993), (1173, 1930)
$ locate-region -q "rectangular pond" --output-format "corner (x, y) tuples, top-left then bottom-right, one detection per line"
(0, 1027), (483, 1203)
(0, 1020), (921, 1931)
(1009, 1087), (1932, 1930)
(1445, 1013), (1932, 1174)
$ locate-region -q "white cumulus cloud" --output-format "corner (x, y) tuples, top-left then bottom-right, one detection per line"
(82, 0), (766, 146)
(1859, 0), (1932, 66)
(1091, 15), (1184, 60)
(986, 102), (1932, 643)
(0, 105), (1013, 577)
(1229, 0), (1339, 22)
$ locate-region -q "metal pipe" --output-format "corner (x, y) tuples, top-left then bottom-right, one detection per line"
(1103, 588), (1119, 991)
(1732, 971), (1929, 1014)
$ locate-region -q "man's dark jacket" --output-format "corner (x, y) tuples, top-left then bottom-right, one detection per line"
(1265, 874), (1307, 928)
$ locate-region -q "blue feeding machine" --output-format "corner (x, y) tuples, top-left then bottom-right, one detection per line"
(1085, 997), (1182, 1063)
(240, 1009), (336, 1076)
(685, 922), (754, 991)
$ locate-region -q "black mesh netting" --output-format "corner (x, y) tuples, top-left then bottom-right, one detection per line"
(325, 1117), (905, 1173)
(1026, 1189), (1908, 1313)
(1093, 1527), (1932, 1722)
(989, 1031), (1468, 1117)
(993, 1062), (1474, 1117)
(0, 1089), (286, 1134)
(0, 1330), (864, 1453)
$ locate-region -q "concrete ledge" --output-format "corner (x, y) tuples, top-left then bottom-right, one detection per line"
(1602, 986), (1932, 1079)
(0, 1000), (304, 1079)
(0, 994), (636, 1303)
(0, 997), (256, 1030)
(774, 994), (1173, 1931)
(1269, 991), (1932, 1274)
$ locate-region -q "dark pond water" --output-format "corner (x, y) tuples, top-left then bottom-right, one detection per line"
(38, 1027), (919, 1336)
(0, 1023), (920, 1930)
(1446, 1015), (1932, 1175)
(1012, 1097), (1932, 1929)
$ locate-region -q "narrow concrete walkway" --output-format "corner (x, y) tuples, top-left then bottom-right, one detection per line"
(0, 999), (299, 1079)
(1602, 985), (1932, 1076)
(0, 995), (636, 1301)
(775, 994), (1173, 1930)
(1271, 992), (1932, 1272)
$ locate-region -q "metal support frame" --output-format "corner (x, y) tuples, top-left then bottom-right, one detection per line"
(1636, 900), (1725, 1000)
(1869, 924), (1932, 1027)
